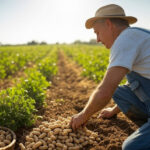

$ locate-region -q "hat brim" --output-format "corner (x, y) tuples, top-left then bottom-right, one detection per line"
(85, 16), (137, 29)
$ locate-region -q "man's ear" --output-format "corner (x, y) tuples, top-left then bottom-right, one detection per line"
(106, 19), (113, 30)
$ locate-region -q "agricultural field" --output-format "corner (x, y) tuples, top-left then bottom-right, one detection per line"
(0, 45), (140, 150)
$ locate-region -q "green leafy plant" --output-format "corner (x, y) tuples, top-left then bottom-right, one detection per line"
(19, 69), (49, 107)
(0, 65), (6, 79)
(37, 49), (58, 80)
(0, 87), (36, 131)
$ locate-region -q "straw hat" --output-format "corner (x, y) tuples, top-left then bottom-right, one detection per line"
(85, 4), (137, 29)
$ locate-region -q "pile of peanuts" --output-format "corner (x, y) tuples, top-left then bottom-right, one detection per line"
(0, 129), (12, 148)
(19, 117), (100, 150)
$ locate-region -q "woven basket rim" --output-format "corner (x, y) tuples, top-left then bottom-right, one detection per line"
(0, 126), (16, 150)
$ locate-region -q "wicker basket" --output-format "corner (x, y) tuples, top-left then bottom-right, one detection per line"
(0, 126), (16, 150)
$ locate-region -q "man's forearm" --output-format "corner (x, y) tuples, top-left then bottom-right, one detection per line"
(82, 86), (111, 119)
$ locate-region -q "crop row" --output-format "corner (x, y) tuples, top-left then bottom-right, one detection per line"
(0, 46), (58, 131)
(62, 45), (109, 82)
(0, 45), (53, 79)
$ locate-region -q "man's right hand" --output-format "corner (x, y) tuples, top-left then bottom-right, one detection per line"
(70, 111), (88, 131)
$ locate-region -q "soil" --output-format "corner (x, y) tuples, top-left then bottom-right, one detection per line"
(14, 51), (142, 150)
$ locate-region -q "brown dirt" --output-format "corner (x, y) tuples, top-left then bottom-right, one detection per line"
(15, 51), (140, 150)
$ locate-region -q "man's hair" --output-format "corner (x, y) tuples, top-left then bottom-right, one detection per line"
(109, 18), (129, 27)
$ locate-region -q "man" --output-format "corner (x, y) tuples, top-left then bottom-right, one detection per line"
(70, 4), (150, 150)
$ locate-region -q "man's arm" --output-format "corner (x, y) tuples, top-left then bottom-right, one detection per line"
(82, 66), (128, 118)
(71, 66), (129, 130)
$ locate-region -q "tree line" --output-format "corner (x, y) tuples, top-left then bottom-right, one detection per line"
(0, 39), (100, 46)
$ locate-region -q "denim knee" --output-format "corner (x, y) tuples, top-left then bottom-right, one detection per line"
(113, 85), (148, 115)
(122, 120), (150, 150)
(122, 138), (134, 150)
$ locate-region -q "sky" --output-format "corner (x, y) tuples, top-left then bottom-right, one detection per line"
(0, 0), (150, 44)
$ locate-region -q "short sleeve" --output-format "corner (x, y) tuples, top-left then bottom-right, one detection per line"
(108, 28), (140, 70)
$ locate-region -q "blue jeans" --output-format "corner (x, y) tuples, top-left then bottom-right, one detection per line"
(113, 71), (150, 150)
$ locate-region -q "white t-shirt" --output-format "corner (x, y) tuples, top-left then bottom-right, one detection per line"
(108, 27), (150, 79)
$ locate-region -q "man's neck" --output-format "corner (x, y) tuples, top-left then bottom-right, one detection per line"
(114, 26), (128, 41)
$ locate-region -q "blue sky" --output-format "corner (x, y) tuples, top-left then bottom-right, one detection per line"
(0, 0), (149, 44)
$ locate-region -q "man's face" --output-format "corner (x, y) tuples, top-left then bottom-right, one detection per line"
(93, 20), (113, 49)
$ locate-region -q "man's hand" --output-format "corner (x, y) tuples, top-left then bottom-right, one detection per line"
(70, 111), (88, 131)
(98, 107), (115, 119)
(98, 105), (120, 119)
